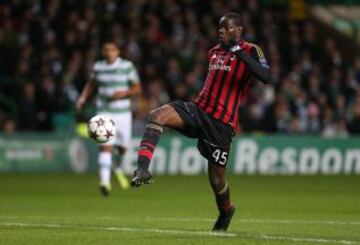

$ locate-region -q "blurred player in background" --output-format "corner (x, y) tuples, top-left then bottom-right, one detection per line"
(130, 12), (271, 231)
(76, 40), (141, 196)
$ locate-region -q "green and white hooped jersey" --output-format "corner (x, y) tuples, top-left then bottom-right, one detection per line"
(92, 58), (139, 113)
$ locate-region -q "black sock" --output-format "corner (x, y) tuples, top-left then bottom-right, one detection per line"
(137, 123), (163, 170)
(215, 183), (232, 213)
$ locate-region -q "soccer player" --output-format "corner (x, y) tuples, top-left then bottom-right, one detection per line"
(76, 40), (141, 196)
(130, 12), (271, 231)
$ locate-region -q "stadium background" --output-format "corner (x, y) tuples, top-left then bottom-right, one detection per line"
(0, 0), (359, 174)
(1, 0), (360, 135)
(0, 1), (360, 245)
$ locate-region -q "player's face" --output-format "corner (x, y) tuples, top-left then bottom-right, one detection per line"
(102, 43), (119, 63)
(219, 17), (242, 46)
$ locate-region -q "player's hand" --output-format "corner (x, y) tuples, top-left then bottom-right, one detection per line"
(109, 91), (128, 101)
(76, 97), (86, 111)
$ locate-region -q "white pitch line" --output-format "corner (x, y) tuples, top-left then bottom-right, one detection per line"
(2, 222), (64, 228)
(0, 222), (236, 238)
(102, 226), (237, 237)
(1, 222), (359, 244)
(2, 215), (360, 226)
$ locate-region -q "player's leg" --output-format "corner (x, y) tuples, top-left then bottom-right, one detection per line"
(208, 162), (235, 231)
(113, 112), (132, 189)
(113, 145), (130, 189)
(131, 104), (185, 187)
(114, 145), (126, 163)
(114, 145), (126, 170)
(98, 144), (113, 196)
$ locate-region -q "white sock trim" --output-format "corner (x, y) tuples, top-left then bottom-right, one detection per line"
(218, 183), (228, 195)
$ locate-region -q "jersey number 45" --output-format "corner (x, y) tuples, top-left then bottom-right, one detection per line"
(212, 149), (228, 166)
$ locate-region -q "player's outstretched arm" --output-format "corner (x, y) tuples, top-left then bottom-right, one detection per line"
(76, 80), (96, 111)
(230, 45), (271, 84)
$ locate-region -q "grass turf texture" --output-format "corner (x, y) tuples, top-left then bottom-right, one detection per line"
(0, 174), (359, 245)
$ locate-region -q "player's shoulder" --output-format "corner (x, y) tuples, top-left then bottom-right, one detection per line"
(93, 58), (134, 70)
(93, 60), (109, 71)
(241, 41), (262, 51)
(208, 44), (222, 53)
(118, 57), (132, 65)
(117, 58), (136, 69)
(243, 41), (266, 58)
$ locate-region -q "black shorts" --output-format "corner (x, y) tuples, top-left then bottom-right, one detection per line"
(170, 101), (233, 167)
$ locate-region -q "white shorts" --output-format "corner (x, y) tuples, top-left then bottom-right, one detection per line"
(97, 112), (132, 148)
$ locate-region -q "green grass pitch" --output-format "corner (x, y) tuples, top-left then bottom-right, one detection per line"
(0, 174), (359, 244)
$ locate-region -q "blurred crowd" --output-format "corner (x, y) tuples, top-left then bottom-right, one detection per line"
(0, 0), (360, 136)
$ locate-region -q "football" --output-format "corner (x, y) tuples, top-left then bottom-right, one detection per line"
(87, 115), (115, 144)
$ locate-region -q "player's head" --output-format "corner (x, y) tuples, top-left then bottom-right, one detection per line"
(219, 12), (243, 47)
(102, 40), (120, 63)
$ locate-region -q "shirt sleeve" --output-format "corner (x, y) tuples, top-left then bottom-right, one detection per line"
(233, 44), (271, 84)
(250, 44), (269, 69)
(128, 62), (140, 85)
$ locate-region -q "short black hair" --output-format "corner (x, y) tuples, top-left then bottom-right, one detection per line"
(224, 12), (243, 27)
(103, 39), (118, 46)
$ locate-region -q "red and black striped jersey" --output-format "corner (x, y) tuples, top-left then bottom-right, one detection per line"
(194, 41), (268, 129)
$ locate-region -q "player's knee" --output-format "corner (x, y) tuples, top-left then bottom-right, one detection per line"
(148, 109), (161, 124)
(116, 146), (127, 155)
(148, 106), (172, 125)
(100, 145), (112, 152)
(210, 175), (225, 193)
